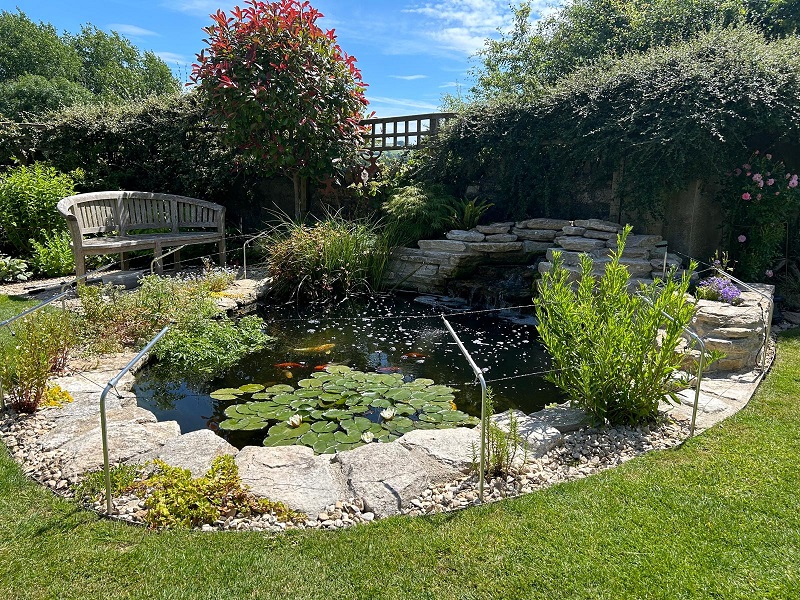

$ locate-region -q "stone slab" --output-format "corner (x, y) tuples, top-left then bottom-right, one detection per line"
(446, 230), (485, 242)
(418, 239), (468, 252)
(522, 241), (552, 254)
(582, 230), (617, 241)
(476, 223), (514, 235)
(676, 389), (730, 414)
(546, 248), (587, 266)
(466, 242), (523, 253)
(562, 226), (586, 235)
(485, 233), (518, 243)
(606, 234), (663, 249)
(336, 442), (460, 517)
(141, 429), (238, 477)
(490, 410), (563, 457)
(236, 445), (348, 517)
(699, 378), (760, 404)
(512, 228), (557, 242)
(521, 218), (571, 230)
(528, 405), (594, 433)
(398, 427), (481, 472)
(556, 237), (606, 252)
(573, 219), (622, 233)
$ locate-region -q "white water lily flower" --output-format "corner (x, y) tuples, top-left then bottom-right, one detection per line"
(380, 408), (396, 421)
(288, 414), (303, 428)
(361, 431), (375, 443)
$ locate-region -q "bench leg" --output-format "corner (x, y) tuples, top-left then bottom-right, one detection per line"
(218, 238), (226, 267)
(173, 249), (181, 272)
(75, 252), (86, 283)
(120, 252), (129, 271)
(153, 243), (163, 275)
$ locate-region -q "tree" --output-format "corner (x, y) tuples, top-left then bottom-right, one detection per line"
(0, 10), (179, 120)
(191, 0), (370, 218)
(470, 0), (800, 102)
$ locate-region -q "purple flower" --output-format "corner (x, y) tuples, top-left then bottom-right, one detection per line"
(743, 164), (752, 170)
(757, 193), (762, 200)
(766, 153), (772, 160)
(752, 173), (763, 182)
(767, 178), (775, 186)
(766, 270), (773, 278)
(790, 179), (798, 189)
(697, 276), (742, 304)
(758, 181), (764, 188)
(738, 234), (747, 243)
(741, 192), (751, 200)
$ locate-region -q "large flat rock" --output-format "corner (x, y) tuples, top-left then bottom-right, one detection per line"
(528, 405), (593, 433)
(476, 222), (514, 235)
(336, 442), (460, 517)
(141, 429), (238, 477)
(490, 410), (563, 457)
(556, 237), (606, 252)
(236, 445), (348, 517)
(520, 218), (571, 230)
(466, 242), (523, 253)
(445, 230), (485, 242)
(512, 228), (557, 242)
(398, 427), (481, 472)
(418, 239), (469, 253)
(573, 219), (622, 233)
(676, 389), (730, 414)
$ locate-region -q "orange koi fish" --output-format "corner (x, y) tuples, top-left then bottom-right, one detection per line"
(274, 362), (305, 369)
(293, 343), (336, 353)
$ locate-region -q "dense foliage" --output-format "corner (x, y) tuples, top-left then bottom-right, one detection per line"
(261, 214), (392, 302)
(535, 227), (699, 426)
(0, 162), (80, 256)
(424, 27), (800, 220)
(471, 0), (800, 101)
(0, 10), (178, 119)
(191, 0), (370, 217)
(382, 183), (457, 246)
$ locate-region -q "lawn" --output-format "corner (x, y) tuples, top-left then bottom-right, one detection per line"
(0, 326), (798, 599)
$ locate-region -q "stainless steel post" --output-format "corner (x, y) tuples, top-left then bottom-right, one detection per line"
(99, 325), (170, 514)
(242, 231), (270, 279)
(150, 245), (188, 275)
(441, 316), (488, 502)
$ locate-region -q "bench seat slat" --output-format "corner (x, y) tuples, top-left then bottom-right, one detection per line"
(80, 232), (221, 250)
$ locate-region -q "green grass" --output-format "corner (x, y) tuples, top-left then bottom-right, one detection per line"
(1, 331), (800, 599)
(0, 294), (38, 347)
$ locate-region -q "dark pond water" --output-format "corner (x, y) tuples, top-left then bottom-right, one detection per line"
(135, 294), (562, 448)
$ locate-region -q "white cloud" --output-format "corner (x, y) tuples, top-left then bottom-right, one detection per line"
(367, 95), (439, 117)
(154, 51), (191, 65)
(166, 1), (225, 16)
(439, 81), (460, 88)
(389, 75), (429, 81)
(108, 24), (159, 37)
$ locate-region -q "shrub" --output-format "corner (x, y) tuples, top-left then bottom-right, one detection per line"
(450, 197), (494, 230)
(472, 387), (527, 477)
(535, 226), (698, 426)
(0, 254), (31, 282)
(0, 308), (78, 412)
(382, 183), (456, 245)
(261, 214), (393, 302)
(0, 162), (81, 255)
(72, 464), (139, 505)
(30, 230), (74, 277)
(131, 455), (300, 529)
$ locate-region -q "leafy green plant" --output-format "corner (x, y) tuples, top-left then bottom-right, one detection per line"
(449, 197), (494, 230)
(0, 308), (78, 412)
(191, 0), (369, 218)
(132, 455), (300, 529)
(472, 387), (527, 477)
(382, 183), (456, 245)
(72, 464), (139, 505)
(261, 213), (393, 302)
(29, 230), (74, 277)
(0, 162), (82, 256)
(217, 365), (478, 454)
(0, 254), (31, 282)
(535, 226), (699, 426)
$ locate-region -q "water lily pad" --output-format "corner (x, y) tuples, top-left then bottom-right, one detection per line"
(334, 430), (362, 444)
(210, 388), (244, 397)
(370, 398), (391, 409)
(419, 412), (444, 423)
(413, 378), (435, 386)
(251, 392), (273, 400)
(299, 431), (319, 446)
(394, 404), (416, 416)
(238, 384), (265, 393)
(272, 393), (296, 405)
(209, 393), (238, 401)
(266, 384), (295, 394)
(311, 420), (338, 433)
(440, 410), (470, 422)
(263, 436), (296, 447)
(385, 388), (411, 402)
(322, 409), (350, 420)
(298, 378), (323, 389)
(268, 422), (311, 439)
(326, 365), (352, 374)
(295, 389), (322, 398)
(428, 385), (456, 396)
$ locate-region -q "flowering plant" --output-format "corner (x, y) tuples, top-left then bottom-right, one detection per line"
(695, 276), (742, 304)
(724, 151), (800, 281)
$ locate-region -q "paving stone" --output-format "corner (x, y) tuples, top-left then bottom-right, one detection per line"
(236, 445), (348, 517)
(336, 442), (459, 517)
(490, 410), (563, 457)
(676, 389), (730, 414)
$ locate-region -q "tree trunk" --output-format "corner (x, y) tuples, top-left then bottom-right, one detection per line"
(292, 172), (301, 220)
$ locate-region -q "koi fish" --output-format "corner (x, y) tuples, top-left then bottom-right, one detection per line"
(274, 362), (305, 369)
(401, 352), (426, 360)
(314, 364), (335, 371)
(283, 370), (293, 379)
(375, 366), (402, 374)
(293, 343), (336, 353)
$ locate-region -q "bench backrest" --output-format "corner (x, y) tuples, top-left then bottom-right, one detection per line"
(57, 191), (225, 236)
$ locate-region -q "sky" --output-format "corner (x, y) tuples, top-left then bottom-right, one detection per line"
(3, 0), (559, 117)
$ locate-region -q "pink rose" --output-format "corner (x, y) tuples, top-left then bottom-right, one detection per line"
(765, 270), (773, 278)
(752, 173), (762, 182)
(738, 234), (747, 243)
(767, 178), (775, 186)
(758, 181), (764, 188)
(766, 154), (772, 160)
(757, 194), (762, 200)
(743, 164), (752, 170)
(741, 192), (751, 200)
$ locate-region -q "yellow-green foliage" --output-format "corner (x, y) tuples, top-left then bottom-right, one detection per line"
(39, 383), (73, 408)
(133, 455), (301, 529)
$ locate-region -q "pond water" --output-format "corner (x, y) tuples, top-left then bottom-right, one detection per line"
(135, 294), (562, 448)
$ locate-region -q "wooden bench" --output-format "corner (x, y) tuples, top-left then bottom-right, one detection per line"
(57, 191), (225, 278)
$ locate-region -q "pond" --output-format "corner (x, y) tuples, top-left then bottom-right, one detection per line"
(135, 294), (562, 450)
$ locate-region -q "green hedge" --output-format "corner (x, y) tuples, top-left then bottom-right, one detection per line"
(423, 26), (800, 220)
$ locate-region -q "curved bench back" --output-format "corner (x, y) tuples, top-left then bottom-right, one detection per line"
(57, 191), (225, 236)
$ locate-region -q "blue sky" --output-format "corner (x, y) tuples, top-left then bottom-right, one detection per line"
(5, 0), (558, 116)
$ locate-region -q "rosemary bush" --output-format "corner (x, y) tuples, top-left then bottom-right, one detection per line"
(535, 226), (698, 426)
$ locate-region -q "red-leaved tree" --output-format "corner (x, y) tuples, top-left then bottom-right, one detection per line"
(190, 0), (370, 218)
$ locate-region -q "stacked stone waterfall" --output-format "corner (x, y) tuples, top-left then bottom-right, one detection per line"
(384, 217), (681, 294)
